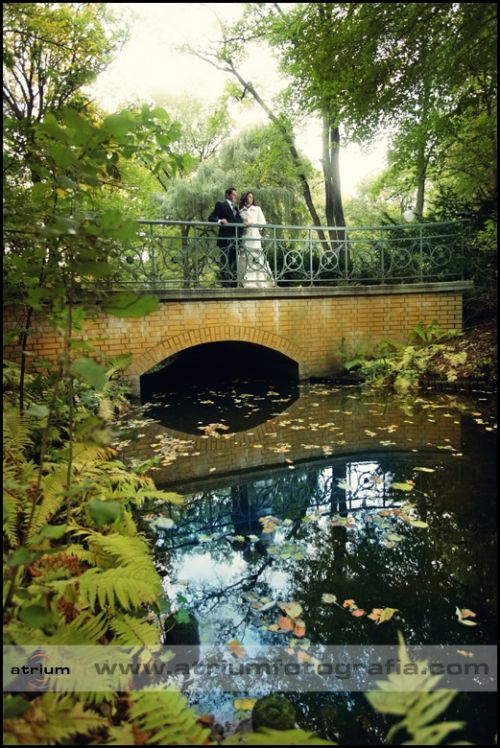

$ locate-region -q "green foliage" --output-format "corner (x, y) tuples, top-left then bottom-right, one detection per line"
(342, 323), (470, 392)
(366, 632), (465, 744)
(223, 728), (336, 745)
(128, 689), (210, 745)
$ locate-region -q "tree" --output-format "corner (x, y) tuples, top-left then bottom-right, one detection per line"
(3, 2), (127, 180)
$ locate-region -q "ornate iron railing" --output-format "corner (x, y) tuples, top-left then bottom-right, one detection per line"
(119, 219), (467, 289)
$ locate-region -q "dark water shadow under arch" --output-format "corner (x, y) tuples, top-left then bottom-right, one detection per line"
(139, 341), (300, 434)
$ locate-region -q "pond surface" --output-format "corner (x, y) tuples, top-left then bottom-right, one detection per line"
(117, 382), (497, 744)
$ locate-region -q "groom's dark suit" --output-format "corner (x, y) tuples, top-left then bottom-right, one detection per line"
(208, 199), (244, 287)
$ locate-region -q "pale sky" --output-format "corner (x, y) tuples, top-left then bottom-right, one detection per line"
(90, 2), (387, 197)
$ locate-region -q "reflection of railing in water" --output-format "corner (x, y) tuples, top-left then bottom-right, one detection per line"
(154, 460), (402, 551)
(119, 219), (466, 288)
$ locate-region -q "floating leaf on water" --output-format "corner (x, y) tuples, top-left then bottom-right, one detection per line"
(407, 519), (429, 529)
(391, 482), (415, 491)
(227, 640), (245, 658)
(234, 698), (257, 711)
(379, 607), (399, 623)
(278, 601), (303, 620)
(322, 593), (337, 604)
(387, 533), (404, 542)
(155, 517), (175, 529)
(277, 615), (294, 631)
(414, 467), (436, 473)
(343, 599), (356, 609)
(352, 609), (366, 617)
(456, 607), (478, 626)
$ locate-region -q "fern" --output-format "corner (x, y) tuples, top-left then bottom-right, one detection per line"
(72, 529), (155, 568)
(110, 614), (161, 646)
(75, 564), (161, 613)
(365, 632), (465, 745)
(52, 611), (109, 645)
(128, 688), (210, 745)
(223, 728), (337, 744)
(3, 693), (108, 745)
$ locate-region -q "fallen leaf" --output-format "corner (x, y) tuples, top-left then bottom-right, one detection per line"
(277, 615), (294, 631)
(322, 593), (337, 604)
(234, 699), (257, 711)
(227, 640), (245, 658)
(343, 599), (356, 608)
(278, 601), (303, 620)
(352, 608), (366, 617)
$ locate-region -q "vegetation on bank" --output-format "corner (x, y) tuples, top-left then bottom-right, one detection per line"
(341, 320), (497, 394)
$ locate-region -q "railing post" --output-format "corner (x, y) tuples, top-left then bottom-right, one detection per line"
(272, 226), (277, 284)
(344, 230), (349, 282)
(419, 224), (424, 282)
(149, 223), (157, 288)
(380, 228), (385, 281)
(308, 228), (314, 286)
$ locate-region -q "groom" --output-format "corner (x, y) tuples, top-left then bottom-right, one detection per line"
(208, 187), (244, 287)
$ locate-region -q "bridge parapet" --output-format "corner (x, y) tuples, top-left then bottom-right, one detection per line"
(118, 219), (467, 290)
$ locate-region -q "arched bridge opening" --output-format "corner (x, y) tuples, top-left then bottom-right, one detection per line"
(139, 341), (300, 434)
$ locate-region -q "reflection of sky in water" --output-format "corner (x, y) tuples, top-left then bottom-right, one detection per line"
(140, 390), (496, 737)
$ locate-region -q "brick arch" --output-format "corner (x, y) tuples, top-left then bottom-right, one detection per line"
(128, 325), (306, 378)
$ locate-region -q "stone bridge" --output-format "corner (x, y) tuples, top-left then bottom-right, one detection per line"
(5, 282), (470, 396)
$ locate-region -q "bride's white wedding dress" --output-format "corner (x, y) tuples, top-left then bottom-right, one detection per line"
(238, 205), (275, 288)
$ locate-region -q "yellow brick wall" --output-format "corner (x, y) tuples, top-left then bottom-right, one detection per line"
(3, 291), (463, 393)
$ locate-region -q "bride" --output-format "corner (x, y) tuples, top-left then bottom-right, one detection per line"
(238, 192), (275, 288)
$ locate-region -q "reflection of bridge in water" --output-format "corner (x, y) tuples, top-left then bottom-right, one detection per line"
(123, 386), (462, 488)
(154, 457), (404, 552)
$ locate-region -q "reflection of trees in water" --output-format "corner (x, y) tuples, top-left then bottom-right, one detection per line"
(148, 451), (496, 648)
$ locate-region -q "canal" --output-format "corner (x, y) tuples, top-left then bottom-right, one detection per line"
(116, 379), (497, 744)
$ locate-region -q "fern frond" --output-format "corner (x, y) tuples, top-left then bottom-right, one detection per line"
(223, 728), (337, 744)
(112, 509), (137, 537)
(222, 727), (337, 745)
(3, 693), (108, 745)
(76, 564), (161, 613)
(128, 688), (210, 745)
(3, 486), (21, 547)
(73, 530), (154, 569)
(105, 724), (137, 744)
(110, 614), (161, 647)
(53, 612), (109, 645)
(25, 469), (66, 540)
(3, 407), (34, 458)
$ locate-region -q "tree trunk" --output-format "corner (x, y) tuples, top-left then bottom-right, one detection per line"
(322, 118), (346, 241)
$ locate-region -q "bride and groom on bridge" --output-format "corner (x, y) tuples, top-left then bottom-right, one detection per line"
(208, 187), (275, 288)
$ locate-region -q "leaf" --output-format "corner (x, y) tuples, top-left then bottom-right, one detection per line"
(414, 467), (436, 472)
(293, 624), (306, 637)
(88, 500), (122, 526)
(407, 519), (429, 529)
(378, 607), (399, 623)
(352, 609), (366, 617)
(277, 615), (294, 631)
(71, 357), (107, 391)
(456, 607), (478, 626)
(234, 698), (257, 711)
(19, 604), (55, 629)
(278, 602), (303, 620)
(459, 609), (477, 619)
(155, 517), (175, 529)
(321, 593), (337, 604)
(391, 482), (415, 491)
(103, 293), (160, 318)
(227, 640), (245, 658)
(343, 599), (356, 609)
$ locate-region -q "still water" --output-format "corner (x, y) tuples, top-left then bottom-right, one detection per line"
(117, 382), (497, 744)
